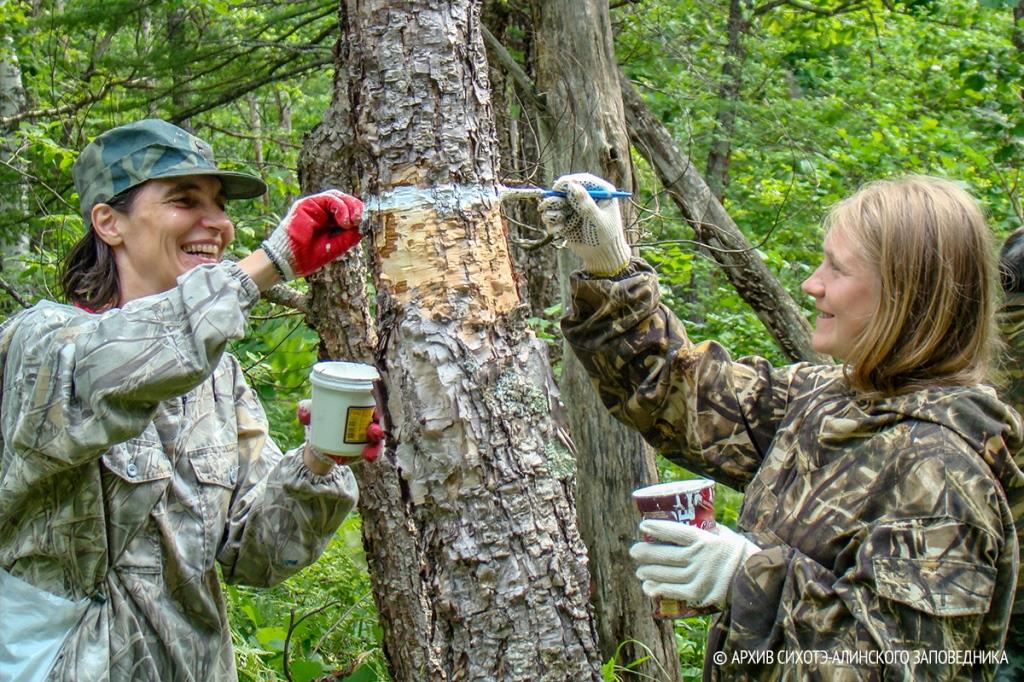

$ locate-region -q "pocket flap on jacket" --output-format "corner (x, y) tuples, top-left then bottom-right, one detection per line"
(873, 557), (995, 617)
(102, 440), (173, 483)
(189, 445), (239, 489)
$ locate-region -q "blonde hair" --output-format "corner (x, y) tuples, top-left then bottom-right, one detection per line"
(825, 175), (997, 395)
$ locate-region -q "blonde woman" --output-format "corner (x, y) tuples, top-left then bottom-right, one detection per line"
(542, 174), (1022, 680)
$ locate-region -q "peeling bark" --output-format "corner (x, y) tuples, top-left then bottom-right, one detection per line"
(303, 2), (604, 679)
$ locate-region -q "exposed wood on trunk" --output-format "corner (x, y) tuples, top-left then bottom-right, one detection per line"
(620, 74), (829, 364)
(302, 2), (605, 678)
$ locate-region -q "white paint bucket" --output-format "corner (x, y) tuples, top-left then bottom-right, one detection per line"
(309, 361), (379, 456)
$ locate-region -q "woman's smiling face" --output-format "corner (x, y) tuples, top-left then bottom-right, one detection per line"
(94, 175), (234, 305)
(800, 226), (881, 360)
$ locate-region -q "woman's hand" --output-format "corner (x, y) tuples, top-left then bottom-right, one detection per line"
(297, 400), (385, 474)
(629, 519), (761, 611)
(262, 190), (364, 281)
(538, 173), (631, 277)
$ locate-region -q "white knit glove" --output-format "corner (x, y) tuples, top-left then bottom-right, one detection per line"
(538, 173), (631, 277)
(629, 519), (761, 611)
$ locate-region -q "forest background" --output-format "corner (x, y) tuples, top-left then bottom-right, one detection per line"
(1, 0), (1023, 680)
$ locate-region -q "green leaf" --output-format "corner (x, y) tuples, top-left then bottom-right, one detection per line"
(963, 73), (987, 91)
(341, 664), (380, 682)
(290, 659), (325, 682)
(254, 626), (288, 652)
(993, 144), (1017, 163)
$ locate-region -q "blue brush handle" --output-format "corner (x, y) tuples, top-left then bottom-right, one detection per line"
(542, 189), (632, 200)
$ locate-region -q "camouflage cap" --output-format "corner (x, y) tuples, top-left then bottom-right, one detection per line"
(72, 119), (268, 227)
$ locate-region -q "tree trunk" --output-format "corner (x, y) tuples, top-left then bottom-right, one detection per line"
(481, 6), (559, 323)
(1012, 0), (1023, 53)
(307, 2), (603, 679)
(704, 0), (749, 202)
(299, 26), (445, 678)
(0, 34), (29, 275)
(166, 7), (191, 129)
(621, 74), (829, 365)
(532, 3), (680, 680)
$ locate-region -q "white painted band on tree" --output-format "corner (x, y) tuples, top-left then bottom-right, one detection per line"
(362, 184), (499, 220)
(361, 184), (547, 227)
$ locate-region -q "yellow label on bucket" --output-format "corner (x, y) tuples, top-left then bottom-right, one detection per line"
(344, 407), (375, 444)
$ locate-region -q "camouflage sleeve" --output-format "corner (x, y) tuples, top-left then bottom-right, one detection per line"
(4, 262), (258, 466)
(724, 426), (1005, 679)
(562, 260), (805, 490)
(217, 355), (357, 587)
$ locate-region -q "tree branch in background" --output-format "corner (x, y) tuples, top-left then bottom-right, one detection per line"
(0, 77), (149, 127)
(0, 276), (31, 308)
(754, 0), (866, 16)
(170, 56), (333, 122)
(481, 26), (545, 112)
(262, 281), (309, 314)
(620, 73), (829, 363)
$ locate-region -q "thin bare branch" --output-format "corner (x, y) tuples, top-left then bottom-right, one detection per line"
(170, 56), (332, 122)
(0, 276), (31, 309)
(0, 77), (149, 127)
(481, 25), (545, 112)
(754, 0), (866, 17)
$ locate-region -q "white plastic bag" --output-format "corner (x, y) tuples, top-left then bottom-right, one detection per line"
(0, 567), (88, 682)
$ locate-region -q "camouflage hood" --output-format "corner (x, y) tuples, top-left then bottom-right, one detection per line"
(864, 383), (1024, 502)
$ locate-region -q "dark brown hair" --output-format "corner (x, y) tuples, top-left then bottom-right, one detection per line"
(60, 184), (144, 310)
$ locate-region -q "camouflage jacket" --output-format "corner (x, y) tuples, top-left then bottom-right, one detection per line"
(0, 262), (358, 681)
(995, 293), (1024, 418)
(563, 261), (1023, 681)
(995, 293), (1024, 624)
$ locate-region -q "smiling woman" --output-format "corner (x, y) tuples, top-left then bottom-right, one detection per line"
(0, 119), (379, 682)
(800, 226), (881, 361)
(89, 176), (235, 304)
(543, 172), (1022, 680)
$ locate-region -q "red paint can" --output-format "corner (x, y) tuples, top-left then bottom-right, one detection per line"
(632, 479), (717, 619)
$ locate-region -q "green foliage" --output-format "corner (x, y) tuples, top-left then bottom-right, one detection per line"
(616, 0), (1024, 364)
(226, 514), (387, 681)
(6, 0), (1024, 676)
(230, 303), (319, 446)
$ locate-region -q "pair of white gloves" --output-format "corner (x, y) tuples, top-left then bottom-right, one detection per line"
(545, 173), (760, 609)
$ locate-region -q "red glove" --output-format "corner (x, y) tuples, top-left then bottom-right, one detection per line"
(296, 401), (384, 465)
(262, 189), (364, 280)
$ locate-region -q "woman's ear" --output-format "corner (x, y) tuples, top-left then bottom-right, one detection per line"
(91, 203), (124, 247)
